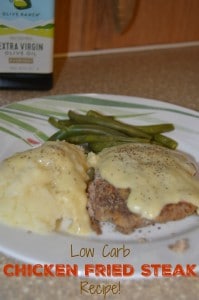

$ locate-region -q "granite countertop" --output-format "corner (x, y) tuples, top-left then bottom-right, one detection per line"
(0, 45), (199, 300)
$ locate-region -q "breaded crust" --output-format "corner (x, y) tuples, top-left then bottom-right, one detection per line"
(87, 172), (197, 234)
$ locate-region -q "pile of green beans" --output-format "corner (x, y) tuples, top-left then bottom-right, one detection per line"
(48, 110), (178, 152)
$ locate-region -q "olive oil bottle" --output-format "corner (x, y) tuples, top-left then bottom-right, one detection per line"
(0, 0), (55, 89)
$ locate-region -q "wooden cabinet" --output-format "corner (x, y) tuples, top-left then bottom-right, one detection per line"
(54, 0), (199, 54)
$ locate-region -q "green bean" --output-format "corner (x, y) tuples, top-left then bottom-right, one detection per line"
(49, 129), (177, 150)
(87, 110), (115, 119)
(87, 110), (174, 134)
(48, 117), (66, 129)
(65, 134), (150, 145)
(64, 124), (128, 137)
(48, 116), (75, 129)
(48, 129), (71, 141)
(66, 135), (151, 152)
(68, 110), (151, 139)
(153, 134), (178, 149)
(48, 124), (128, 141)
(57, 119), (74, 126)
(48, 110), (178, 152)
(137, 123), (175, 134)
(89, 141), (131, 153)
(87, 110), (175, 134)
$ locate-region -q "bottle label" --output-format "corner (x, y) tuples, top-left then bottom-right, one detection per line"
(0, 0), (54, 74)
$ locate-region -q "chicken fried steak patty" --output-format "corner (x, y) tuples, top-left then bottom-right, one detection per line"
(87, 171), (197, 234)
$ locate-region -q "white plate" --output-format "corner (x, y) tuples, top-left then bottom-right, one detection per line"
(0, 94), (199, 280)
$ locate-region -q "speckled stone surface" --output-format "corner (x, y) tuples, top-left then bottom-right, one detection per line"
(0, 46), (199, 299)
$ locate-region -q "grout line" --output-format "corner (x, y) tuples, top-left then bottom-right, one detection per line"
(54, 41), (199, 58)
